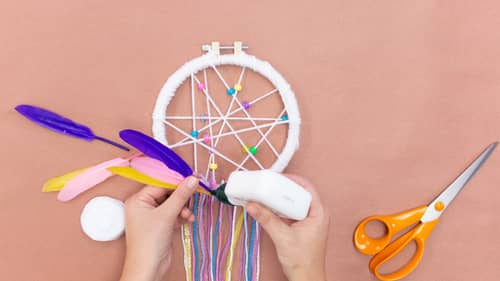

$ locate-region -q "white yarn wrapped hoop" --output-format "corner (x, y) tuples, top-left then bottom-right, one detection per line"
(152, 50), (301, 173)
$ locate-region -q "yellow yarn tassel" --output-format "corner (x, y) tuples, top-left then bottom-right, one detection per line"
(225, 208), (245, 281)
(182, 223), (193, 281)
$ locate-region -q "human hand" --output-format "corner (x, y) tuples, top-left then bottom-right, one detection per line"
(119, 176), (199, 281)
(246, 175), (330, 281)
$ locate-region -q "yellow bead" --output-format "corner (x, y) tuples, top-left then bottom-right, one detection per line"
(242, 145), (249, 153)
(209, 163), (218, 170)
(234, 84), (242, 91)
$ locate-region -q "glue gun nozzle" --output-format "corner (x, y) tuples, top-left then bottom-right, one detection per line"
(210, 183), (232, 205)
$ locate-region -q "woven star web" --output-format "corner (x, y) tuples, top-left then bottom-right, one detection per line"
(158, 65), (289, 184)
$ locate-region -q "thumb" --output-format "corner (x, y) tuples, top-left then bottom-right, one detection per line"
(159, 176), (198, 220)
(246, 202), (289, 241)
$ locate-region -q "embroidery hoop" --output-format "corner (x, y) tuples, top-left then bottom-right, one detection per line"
(152, 41), (301, 173)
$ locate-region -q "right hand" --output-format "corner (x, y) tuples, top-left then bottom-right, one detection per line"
(246, 175), (330, 281)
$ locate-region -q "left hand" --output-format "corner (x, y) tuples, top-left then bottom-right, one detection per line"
(120, 176), (198, 281)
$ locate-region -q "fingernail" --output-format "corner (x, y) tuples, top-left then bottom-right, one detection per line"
(187, 176), (198, 189)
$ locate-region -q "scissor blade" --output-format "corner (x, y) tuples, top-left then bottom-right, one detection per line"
(420, 142), (497, 223)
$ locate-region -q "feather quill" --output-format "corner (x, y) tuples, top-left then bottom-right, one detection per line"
(15, 104), (129, 151)
(119, 129), (211, 192)
(57, 157), (129, 201)
(108, 166), (211, 195)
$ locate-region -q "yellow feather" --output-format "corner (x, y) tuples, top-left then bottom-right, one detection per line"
(107, 166), (212, 195)
(107, 166), (177, 190)
(42, 168), (88, 192)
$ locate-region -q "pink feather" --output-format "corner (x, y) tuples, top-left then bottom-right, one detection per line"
(57, 158), (129, 201)
(130, 156), (185, 184)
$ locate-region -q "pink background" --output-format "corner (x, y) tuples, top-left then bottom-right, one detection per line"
(1, 1), (500, 280)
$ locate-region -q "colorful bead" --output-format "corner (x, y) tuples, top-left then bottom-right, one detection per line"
(242, 145), (249, 153)
(200, 113), (208, 122)
(227, 88), (236, 96)
(209, 147), (216, 154)
(203, 133), (211, 144)
(249, 146), (258, 155)
(281, 115), (289, 121)
(234, 84), (242, 91)
(197, 83), (206, 90)
(209, 163), (218, 170)
(242, 101), (251, 110)
(191, 130), (199, 138)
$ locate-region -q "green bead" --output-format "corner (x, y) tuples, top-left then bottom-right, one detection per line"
(249, 146), (258, 155)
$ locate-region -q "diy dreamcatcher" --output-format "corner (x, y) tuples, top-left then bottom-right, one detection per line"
(21, 41), (301, 281)
(151, 41), (301, 281)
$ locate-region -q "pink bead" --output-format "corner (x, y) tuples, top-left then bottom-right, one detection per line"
(197, 83), (206, 90)
(203, 133), (211, 144)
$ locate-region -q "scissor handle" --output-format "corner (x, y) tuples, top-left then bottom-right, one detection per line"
(369, 219), (438, 281)
(354, 206), (427, 256)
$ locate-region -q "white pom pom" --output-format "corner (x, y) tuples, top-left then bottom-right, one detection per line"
(80, 196), (125, 242)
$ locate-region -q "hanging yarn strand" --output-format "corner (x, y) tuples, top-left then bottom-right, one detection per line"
(215, 202), (224, 281)
(181, 222), (193, 281)
(208, 197), (216, 281)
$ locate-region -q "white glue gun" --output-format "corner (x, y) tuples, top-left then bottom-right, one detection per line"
(214, 170), (312, 220)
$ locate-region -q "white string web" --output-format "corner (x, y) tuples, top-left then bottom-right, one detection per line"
(155, 65), (290, 184)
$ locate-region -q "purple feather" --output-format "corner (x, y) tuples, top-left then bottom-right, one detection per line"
(119, 129), (192, 175)
(15, 104), (129, 151)
(119, 129), (211, 191)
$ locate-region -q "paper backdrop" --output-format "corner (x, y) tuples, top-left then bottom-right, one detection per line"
(1, 1), (500, 280)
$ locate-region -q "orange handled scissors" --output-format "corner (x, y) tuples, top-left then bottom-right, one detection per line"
(354, 143), (497, 281)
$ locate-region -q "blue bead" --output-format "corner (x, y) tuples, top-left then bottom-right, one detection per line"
(227, 88), (236, 96)
(191, 130), (199, 137)
(281, 115), (289, 121)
